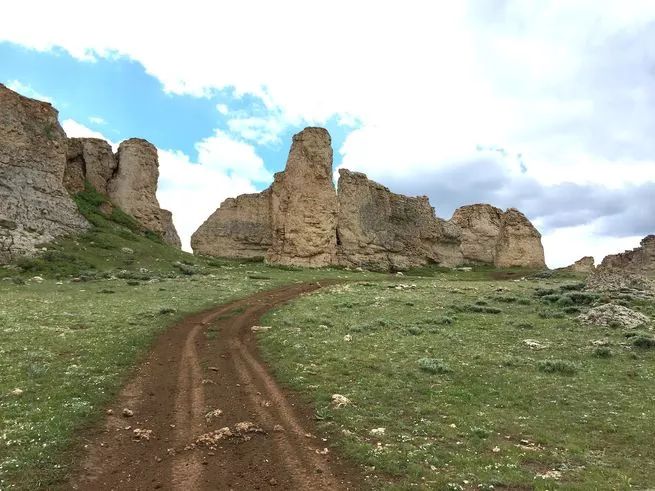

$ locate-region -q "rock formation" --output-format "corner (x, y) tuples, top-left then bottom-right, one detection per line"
(108, 139), (180, 247)
(598, 235), (655, 277)
(494, 208), (546, 268)
(450, 205), (546, 268)
(193, 126), (546, 271)
(0, 84), (89, 263)
(450, 204), (503, 264)
(564, 256), (596, 274)
(266, 128), (338, 267)
(0, 84), (181, 264)
(64, 138), (117, 195)
(336, 169), (462, 270)
(191, 190), (272, 259)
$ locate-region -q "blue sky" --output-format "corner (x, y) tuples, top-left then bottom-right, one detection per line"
(0, 42), (350, 175)
(2, 1), (655, 267)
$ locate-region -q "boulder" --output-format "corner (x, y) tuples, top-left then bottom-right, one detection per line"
(64, 138), (117, 195)
(0, 84), (89, 263)
(598, 235), (655, 277)
(191, 189), (273, 259)
(108, 139), (181, 247)
(265, 127), (338, 267)
(335, 169), (462, 270)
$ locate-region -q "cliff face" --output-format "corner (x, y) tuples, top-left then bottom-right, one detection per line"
(599, 235), (655, 277)
(0, 84), (89, 263)
(0, 84), (181, 263)
(266, 128), (338, 267)
(450, 204), (546, 268)
(192, 127), (546, 271)
(107, 139), (181, 247)
(191, 190), (273, 259)
(336, 169), (462, 270)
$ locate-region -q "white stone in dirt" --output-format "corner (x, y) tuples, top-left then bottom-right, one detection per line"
(577, 303), (650, 329)
(205, 409), (223, 422)
(370, 427), (386, 436)
(251, 325), (272, 332)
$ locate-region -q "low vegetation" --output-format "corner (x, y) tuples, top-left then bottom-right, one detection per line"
(259, 274), (655, 489)
(0, 185), (377, 489)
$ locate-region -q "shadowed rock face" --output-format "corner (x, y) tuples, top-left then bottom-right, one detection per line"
(192, 126), (546, 270)
(191, 190), (273, 259)
(336, 169), (462, 270)
(599, 235), (655, 276)
(65, 138), (117, 195)
(266, 127), (338, 267)
(0, 84), (89, 263)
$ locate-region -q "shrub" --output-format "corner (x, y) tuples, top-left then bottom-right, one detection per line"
(465, 304), (501, 314)
(542, 294), (561, 304)
(418, 358), (452, 374)
(496, 296), (518, 303)
(534, 287), (558, 297)
(556, 295), (575, 307)
(537, 359), (579, 375)
(407, 326), (423, 336)
(560, 283), (585, 291)
(632, 335), (655, 349)
(592, 347), (613, 358)
(567, 291), (598, 305)
(515, 322), (534, 329)
(517, 298), (532, 305)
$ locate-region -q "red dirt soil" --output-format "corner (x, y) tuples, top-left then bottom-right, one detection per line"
(68, 282), (363, 490)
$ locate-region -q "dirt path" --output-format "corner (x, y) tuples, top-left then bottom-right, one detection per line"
(69, 282), (362, 490)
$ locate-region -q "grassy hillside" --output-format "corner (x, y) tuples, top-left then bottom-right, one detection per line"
(0, 186), (378, 489)
(259, 275), (655, 489)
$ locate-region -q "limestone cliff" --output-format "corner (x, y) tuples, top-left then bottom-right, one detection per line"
(336, 169), (462, 270)
(107, 138), (180, 247)
(64, 138), (117, 195)
(0, 84), (89, 263)
(598, 235), (655, 277)
(192, 127), (546, 271)
(450, 204), (546, 268)
(266, 127), (338, 267)
(191, 190), (272, 259)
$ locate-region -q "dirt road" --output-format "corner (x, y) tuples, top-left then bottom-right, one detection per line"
(70, 282), (361, 490)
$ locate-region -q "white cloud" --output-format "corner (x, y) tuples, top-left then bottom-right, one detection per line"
(89, 115), (106, 125)
(157, 149), (256, 251)
(195, 129), (271, 182)
(61, 118), (118, 151)
(226, 115), (285, 145)
(5, 79), (54, 103)
(216, 103), (229, 115)
(4, 1), (655, 266)
(541, 225), (643, 269)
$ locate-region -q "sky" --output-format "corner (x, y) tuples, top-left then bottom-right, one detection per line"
(1, 0), (654, 267)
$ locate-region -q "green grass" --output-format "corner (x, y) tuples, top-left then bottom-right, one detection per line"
(258, 276), (655, 489)
(0, 183), (381, 489)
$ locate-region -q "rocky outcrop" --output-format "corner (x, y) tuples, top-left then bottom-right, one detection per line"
(336, 169), (462, 270)
(193, 127), (546, 270)
(64, 137), (181, 247)
(0, 84), (89, 263)
(266, 128), (338, 267)
(107, 138), (180, 247)
(191, 190), (272, 259)
(564, 256), (596, 274)
(598, 235), (655, 277)
(494, 208), (546, 268)
(64, 138), (117, 195)
(450, 204), (545, 268)
(450, 204), (503, 264)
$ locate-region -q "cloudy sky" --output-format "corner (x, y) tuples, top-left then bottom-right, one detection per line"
(2, 0), (654, 267)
